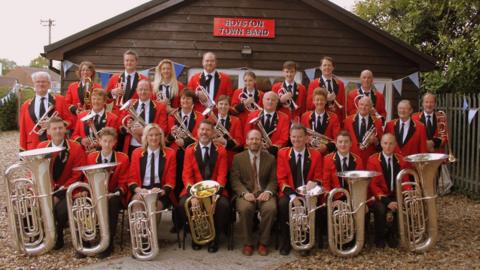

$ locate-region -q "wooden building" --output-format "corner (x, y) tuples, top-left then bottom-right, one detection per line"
(43, 0), (435, 119)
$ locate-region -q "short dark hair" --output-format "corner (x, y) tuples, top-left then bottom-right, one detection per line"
(124, 49), (138, 60)
(283, 61), (297, 71)
(98, 127), (117, 139)
(290, 123), (307, 135)
(217, 95), (230, 103)
(199, 119), (214, 129)
(321, 56), (335, 67)
(336, 130), (351, 141)
(180, 89), (196, 99)
(47, 116), (66, 128)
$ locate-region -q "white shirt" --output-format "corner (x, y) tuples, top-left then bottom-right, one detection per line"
(322, 75), (333, 91)
(399, 118), (411, 142)
(51, 140), (64, 148)
(203, 70), (216, 101)
(337, 152), (350, 169)
(101, 152), (113, 163)
(137, 100), (151, 124)
(35, 94), (49, 119)
(358, 114), (370, 133)
(143, 148), (161, 187)
(382, 152), (394, 190)
(199, 142), (212, 161)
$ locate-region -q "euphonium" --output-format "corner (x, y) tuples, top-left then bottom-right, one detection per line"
(128, 189), (167, 260)
(66, 162), (119, 256)
(29, 105), (59, 136)
(305, 128), (334, 148)
(359, 125), (377, 150)
(185, 180), (220, 245)
(4, 146), (64, 255)
(395, 153), (448, 252)
(327, 170), (378, 257)
(80, 112), (100, 153)
(195, 85), (216, 115)
(239, 91), (262, 112)
(436, 111), (456, 162)
(278, 87), (299, 111)
(289, 183), (325, 251)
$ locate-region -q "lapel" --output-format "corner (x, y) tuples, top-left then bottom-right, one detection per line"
(403, 119), (416, 145)
(288, 148), (297, 183)
(48, 94), (56, 114)
(254, 89), (260, 103)
(334, 152), (342, 172)
(380, 153), (390, 189)
(28, 97), (37, 122)
(194, 144), (206, 179)
(50, 140), (69, 181)
(303, 148), (312, 181)
(319, 77), (339, 95)
(213, 71), (220, 98)
(188, 111), (196, 132)
(126, 72), (139, 101)
(392, 154), (401, 191)
(140, 150), (148, 182)
(95, 112), (106, 131)
(348, 154), (357, 171)
(199, 73), (206, 87)
(77, 82), (85, 104)
(83, 116), (91, 136)
(209, 145), (218, 176)
(157, 149), (166, 180)
(149, 101), (156, 124)
(353, 114), (362, 141)
(96, 151), (102, 164)
(394, 120), (404, 146)
(224, 114), (231, 130)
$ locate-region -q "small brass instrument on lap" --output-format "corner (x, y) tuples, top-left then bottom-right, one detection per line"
(29, 105), (58, 136)
(120, 100), (147, 137)
(305, 128), (334, 148)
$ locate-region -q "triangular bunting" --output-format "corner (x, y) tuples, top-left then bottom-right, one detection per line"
(139, 68), (150, 78)
(463, 97), (469, 111)
(374, 82), (385, 94)
(468, 108), (478, 124)
(304, 68), (316, 81)
(98, 72), (112, 89)
(62, 60), (75, 77)
(408, 72), (420, 88)
(393, 79), (403, 95)
(173, 62), (186, 78)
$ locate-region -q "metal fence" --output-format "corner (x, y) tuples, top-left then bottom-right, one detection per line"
(437, 93), (480, 199)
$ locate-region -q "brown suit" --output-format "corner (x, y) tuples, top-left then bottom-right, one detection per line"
(230, 150), (277, 246)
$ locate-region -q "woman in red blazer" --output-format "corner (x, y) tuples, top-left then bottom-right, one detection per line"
(152, 59), (184, 113)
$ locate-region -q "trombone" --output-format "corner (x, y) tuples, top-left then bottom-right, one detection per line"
(29, 105), (58, 136)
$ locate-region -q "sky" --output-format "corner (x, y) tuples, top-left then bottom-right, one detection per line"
(0, 0), (356, 66)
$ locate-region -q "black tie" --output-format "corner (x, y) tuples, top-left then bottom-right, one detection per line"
(126, 75), (132, 94)
(205, 74), (213, 93)
(104, 158), (109, 164)
(387, 157), (393, 191)
(220, 118), (226, 127)
(164, 85), (170, 99)
(426, 115), (434, 139)
(39, 97), (47, 141)
(139, 103), (146, 122)
(341, 157), (348, 189)
(326, 79), (332, 92)
(264, 114), (272, 131)
(399, 122), (405, 144)
(203, 146), (211, 179)
(316, 115), (322, 133)
(360, 117), (367, 139)
(183, 115), (188, 127)
(150, 152), (156, 186)
(295, 153), (303, 187)
(364, 91), (370, 97)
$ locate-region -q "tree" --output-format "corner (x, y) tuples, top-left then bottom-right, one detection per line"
(0, 58), (17, 75)
(354, 0), (480, 93)
(29, 56), (49, 68)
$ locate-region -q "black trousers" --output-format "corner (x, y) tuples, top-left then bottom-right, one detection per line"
(54, 196), (69, 240)
(107, 196), (123, 242)
(373, 199), (398, 242)
(176, 195), (230, 243)
(174, 149), (185, 200)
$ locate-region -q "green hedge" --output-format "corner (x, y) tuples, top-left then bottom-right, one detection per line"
(0, 87), (34, 131)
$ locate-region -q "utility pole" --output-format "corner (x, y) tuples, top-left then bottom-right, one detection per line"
(40, 18), (55, 44)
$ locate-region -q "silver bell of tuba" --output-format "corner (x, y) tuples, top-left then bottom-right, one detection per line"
(327, 170), (378, 257)
(66, 162), (119, 256)
(395, 153), (448, 252)
(4, 146), (64, 255)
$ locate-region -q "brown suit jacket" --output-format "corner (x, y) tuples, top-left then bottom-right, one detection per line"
(230, 150), (277, 196)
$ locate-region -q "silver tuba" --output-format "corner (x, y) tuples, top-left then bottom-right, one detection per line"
(289, 183), (325, 251)
(66, 162), (119, 256)
(327, 170), (378, 257)
(395, 153), (448, 252)
(4, 146), (64, 255)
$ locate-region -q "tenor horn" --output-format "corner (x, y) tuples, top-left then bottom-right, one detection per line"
(327, 170), (378, 257)
(66, 162), (119, 256)
(395, 153), (448, 252)
(239, 91), (262, 112)
(4, 146), (64, 255)
(195, 85), (216, 115)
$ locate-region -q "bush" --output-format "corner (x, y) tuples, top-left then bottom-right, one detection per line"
(0, 87), (33, 131)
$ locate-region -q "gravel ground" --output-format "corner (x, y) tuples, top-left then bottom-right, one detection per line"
(1, 130), (479, 270)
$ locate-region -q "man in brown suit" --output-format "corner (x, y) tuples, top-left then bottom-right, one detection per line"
(230, 129), (277, 256)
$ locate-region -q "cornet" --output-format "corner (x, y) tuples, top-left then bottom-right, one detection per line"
(195, 85), (216, 115)
(239, 91), (262, 112)
(29, 105), (58, 136)
(359, 125), (377, 150)
(80, 112), (101, 153)
(278, 87), (299, 111)
(82, 77), (93, 111)
(202, 111), (237, 145)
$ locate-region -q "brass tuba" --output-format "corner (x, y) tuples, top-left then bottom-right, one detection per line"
(327, 170), (378, 257)
(185, 180), (220, 245)
(4, 146), (64, 255)
(66, 162), (119, 256)
(395, 153), (448, 252)
(128, 189), (168, 260)
(289, 183), (325, 251)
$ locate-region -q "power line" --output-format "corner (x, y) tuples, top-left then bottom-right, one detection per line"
(40, 18), (55, 44)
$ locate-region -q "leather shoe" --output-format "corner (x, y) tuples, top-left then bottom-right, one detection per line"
(53, 237), (64, 250)
(375, 240), (386, 248)
(258, 244), (268, 256)
(191, 241), (201, 251)
(207, 241), (219, 253)
(279, 245), (291, 256)
(242, 245), (254, 256)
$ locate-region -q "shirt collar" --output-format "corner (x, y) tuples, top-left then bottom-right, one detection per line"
(322, 75), (333, 82)
(147, 147), (160, 156)
(199, 141), (212, 149)
(36, 94), (48, 100)
(181, 110), (191, 118)
(382, 152), (393, 161)
(337, 152), (350, 161)
(248, 149), (260, 159)
(203, 70), (216, 77)
(101, 152), (113, 162)
(93, 108), (105, 116)
(52, 140), (65, 148)
(315, 111), (325, 118)
(284, 80), (295, 88)
(293, 148), (306, 157)
(124, 71), (136, 77)
(401, 118), (411, 125)
(424, 111), (434, 118)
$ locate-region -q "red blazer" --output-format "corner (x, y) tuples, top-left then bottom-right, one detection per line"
(205, 114), (244, 168)
(300, 111), (341, 141)
(343, 114), (384, 167)
(154, 81), (184, 109)
(367, 152), (411, 203)
(346, 88), (386, 119)
(181, 143), (229, 197)
(187, 71), (233, 113)
(87, 151), (130, 206)
(412, 112), (448, 153)
(166, 110), (204, 151)
(322, 152), (363, 194)
(71, 111), (119, 143)
(127, 147), (176, 204)
(117, 99), (168, 153)
(306, 76), (346, 121)
(105, 72), (149, 115)
(65, 81), (103, 113)
(385, 119), (428, 157)
(244, 110), (290, 148)
(19, 94), (74, 151)
(272, 81), (306, 122)
(231, 88), (264, 127)
(37, 140), (86, 191)
(277, 147), (323, 197)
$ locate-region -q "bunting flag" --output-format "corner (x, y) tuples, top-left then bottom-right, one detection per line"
(374, 82), (385, 94)
(408, 72), (420, 88)
(173, 62), (186, 77)
(463, 97), (469, 111)
(138, 68), (151, 78)
(393, 79), (403, 95)
(98, 72), (112, 88)
(304, 68), (316, 81)
(468, 108), (478, 124)
(62, 60), (74, 77)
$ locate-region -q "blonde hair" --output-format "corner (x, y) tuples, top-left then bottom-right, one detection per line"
(153, 59), (179, 98)
(141, 123), (165, 150)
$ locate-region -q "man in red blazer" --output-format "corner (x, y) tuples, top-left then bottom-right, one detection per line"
(306, 56), (346, 121)
(343, 96), (383, 167)
(301, 87), (341, 154)
(385, 100), (428, 156)
(72, 89), (119, 152)
(245, 91), (290, 156)
(176, 120), (230, 253)
(367, 133), (410, 248)
(37, 116), (86, 251)
(117, 80), (168, 156)
(412, 93), (448, 153)
(188, 52), (233, 113)
(272, 61), (306, 122)
(277, 124), (324, 256)
(86, 127), (129, 258)
(20, 71), (73, 151)
(346, 70), (386, 120)
(105, 50), (149, 115)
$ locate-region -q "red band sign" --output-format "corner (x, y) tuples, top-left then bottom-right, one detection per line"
(213, 17), (275, 39)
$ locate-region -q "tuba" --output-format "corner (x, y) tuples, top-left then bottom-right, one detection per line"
(4, 146), (64, 255)
(195, 85), (216, 115)
(128, 189), (168, 260)
(248, 113), (275, 149)
(327, 170), (378, 257)
(66, 162), (119, 256)
(436, 111), (456, 162)
(29, 105), (59, 136)
(306, 128), (334, 148)
(289, 183), (325, 251)
(185, 180), (220, 245)
(395, 153), (448, 252)
(238, 91), (262, 112)
(80, 112), (101, 153)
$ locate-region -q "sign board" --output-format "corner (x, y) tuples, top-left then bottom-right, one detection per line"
(213, 17), (275, 39)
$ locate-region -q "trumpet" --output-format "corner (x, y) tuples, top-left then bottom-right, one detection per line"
(239, 91), (262, 112)
(327, 170), (378, 257)
(195, 85), (216, 115)
(4, 146), (65, 255)
(120, 100), (146, 137)
(29, 105), (58, 136)
(324, 88), (343, 111)
(278, 87), (299, 111)
(170, 109), (197, 144)
(436, 111), (456, 162)
(354, 94), (382, 119)
(202, 111), (237, 145)
(83, 77), (93, 110)
(80, 112), (101, 153)
(289, 183), (325, 251)
(359, 125), (377, 150)
(396, 153), (448, 252)
(306, 128), (334, 148)
(66, 163), (119, 256)
(248, 113), (275, 149)
(114, 76), (126, 107)
(185, 180), (220, 245)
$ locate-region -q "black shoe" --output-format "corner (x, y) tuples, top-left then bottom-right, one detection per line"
(207, 241), (218, 253)
(386, 234), (399, 248)
(191, 241), (201, 251)
(98, 245), (113, 259)
(299, 250), (310, 257)
(75, 251), (87, 259)
(53, 237), (64, 250)
(279, 244), (291, 256)
(170, 226), (178, 234)
(375, 239), (386, 249)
